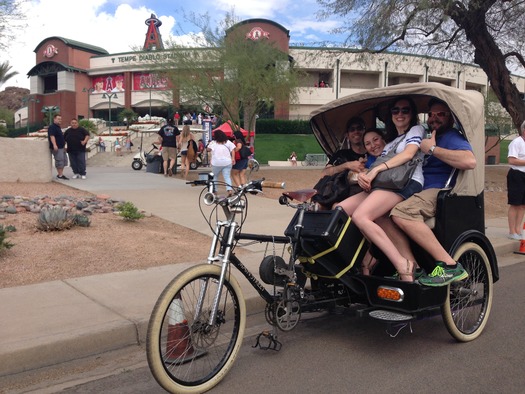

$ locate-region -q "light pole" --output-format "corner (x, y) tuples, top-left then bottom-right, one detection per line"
(41, 106), (60, 126)
(22, 96), (40, 133)
(101, 93), (118, 134)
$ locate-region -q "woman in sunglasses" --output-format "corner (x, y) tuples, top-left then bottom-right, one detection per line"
(335, 96), (425, 282)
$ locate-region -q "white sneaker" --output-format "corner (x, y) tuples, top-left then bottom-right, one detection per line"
(508, 233), (522, 240)
(72, 174), (80, 179)
(81, 175), (87, 180)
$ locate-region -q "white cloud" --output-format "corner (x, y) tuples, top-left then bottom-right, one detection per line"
(1, 0), (344, 90)
(4, 0), (175, 89)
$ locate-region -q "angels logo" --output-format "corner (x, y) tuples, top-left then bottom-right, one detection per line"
(43, 44), (58, 58)
(245, 27), (270, 41)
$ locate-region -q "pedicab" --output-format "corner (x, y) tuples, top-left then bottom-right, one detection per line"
(146, 82), (498, 393)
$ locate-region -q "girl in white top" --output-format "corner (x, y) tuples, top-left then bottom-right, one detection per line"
(335, 96), (425, 282)
(207, 129), (236, 194)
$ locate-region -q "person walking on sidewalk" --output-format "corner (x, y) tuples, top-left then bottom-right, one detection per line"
(64, 118), (90, 179)
(507, 120), (525, 240)
(158, 118), (180, 176)
(47, 114), (68, 180)
(384, 98), (475, 286)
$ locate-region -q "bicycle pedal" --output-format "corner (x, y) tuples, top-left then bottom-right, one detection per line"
(252, 330), (282, 351)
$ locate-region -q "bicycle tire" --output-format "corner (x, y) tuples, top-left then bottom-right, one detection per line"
(442, 242), (493, 342)
(147, 264), (246, 393)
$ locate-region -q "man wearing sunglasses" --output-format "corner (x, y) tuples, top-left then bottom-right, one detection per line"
(386, 98), (476, 286)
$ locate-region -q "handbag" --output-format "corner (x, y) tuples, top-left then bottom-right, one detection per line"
(240, 145), (251, 159)
(369, 136), (421, 190)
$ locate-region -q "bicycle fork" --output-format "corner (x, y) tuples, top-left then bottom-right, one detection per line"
(194, 219), (239, 328)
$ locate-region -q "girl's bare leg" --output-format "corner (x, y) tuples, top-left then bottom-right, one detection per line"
(352, 190), (414, 281)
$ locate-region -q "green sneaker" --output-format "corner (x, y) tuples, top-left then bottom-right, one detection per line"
(418, 262), (468, 287)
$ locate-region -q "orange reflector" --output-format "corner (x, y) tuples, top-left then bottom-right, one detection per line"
(377, 286), (404, 302)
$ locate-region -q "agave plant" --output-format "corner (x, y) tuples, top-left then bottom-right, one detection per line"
(37, 206), (74, 231)
(0, 224), (15, 251)
(72, 213), (91, 227)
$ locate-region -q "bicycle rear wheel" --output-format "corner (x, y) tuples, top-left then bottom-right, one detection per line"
(147, 264), (246, 393)
(442, 242), (493, 342)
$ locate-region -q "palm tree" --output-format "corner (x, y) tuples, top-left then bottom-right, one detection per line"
(0, 61), (18, 87)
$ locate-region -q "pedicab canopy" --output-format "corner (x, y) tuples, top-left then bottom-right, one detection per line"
(212, 120), (255, 138)
(309, 82), (484, 197)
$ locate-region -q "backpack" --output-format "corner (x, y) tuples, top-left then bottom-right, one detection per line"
(187, 139), (198, 162)
(240, 145), (252, 159)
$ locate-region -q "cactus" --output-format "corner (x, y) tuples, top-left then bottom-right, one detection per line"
(0, 224), (15, 251)
(72, 214), (91, 227)
(37, 206), (74, 231)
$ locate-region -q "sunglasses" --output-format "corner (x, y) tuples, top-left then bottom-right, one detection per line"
(348, 125), (364, 132)
(391, 107), (411, 115)
(428, 111), (449, 118)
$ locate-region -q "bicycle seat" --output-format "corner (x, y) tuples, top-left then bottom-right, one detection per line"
(282, 189), (317, 202)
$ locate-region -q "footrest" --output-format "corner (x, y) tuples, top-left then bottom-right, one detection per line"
(369, 309), (414, 322)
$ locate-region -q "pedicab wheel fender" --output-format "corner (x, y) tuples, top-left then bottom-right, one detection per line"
(441, 242), (493, 342)
(132, 160), (143, 170)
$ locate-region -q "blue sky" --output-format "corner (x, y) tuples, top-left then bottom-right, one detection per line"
(2, 0), (347, 90)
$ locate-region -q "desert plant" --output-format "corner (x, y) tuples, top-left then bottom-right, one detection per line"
(72, 214), (91, 227)
(37, 206), (74, 231)
(117, 201), (145, 221)
(0, 224), (15, 251)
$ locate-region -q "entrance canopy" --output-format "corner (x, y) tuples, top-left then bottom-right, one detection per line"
(212, 120), (254, 138)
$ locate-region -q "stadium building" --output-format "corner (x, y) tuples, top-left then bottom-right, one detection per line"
(16, 15), (525, 128)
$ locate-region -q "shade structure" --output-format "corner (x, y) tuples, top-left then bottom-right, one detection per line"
(212, 120), (255, 138)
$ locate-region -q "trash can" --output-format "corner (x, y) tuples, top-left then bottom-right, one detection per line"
(146, 154), (163, 174)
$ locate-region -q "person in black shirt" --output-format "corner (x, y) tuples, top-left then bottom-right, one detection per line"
(158, 119), (180, 176)
(312, 117), (367, 208)
(47, 114), (69, 180)
(64, 118), (90, 179)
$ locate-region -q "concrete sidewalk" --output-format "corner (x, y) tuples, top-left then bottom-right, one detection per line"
(1, 166), (523, 377)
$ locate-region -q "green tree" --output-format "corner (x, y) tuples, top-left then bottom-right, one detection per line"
(317, 0), (525, 129)
(0, 60), (18, 87)
(79, 119), (97, 135)
(0, 106), (13, 127)
(118, 108), (139, 129)
(0, 1), (24, 52)
(156, 12), (301, 132)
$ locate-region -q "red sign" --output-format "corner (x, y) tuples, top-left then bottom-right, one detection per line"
(91, 75), (125, 94)
(133, 73), (169, 90)
(246, 27), (270, 41)
(43, 44), (58, 58)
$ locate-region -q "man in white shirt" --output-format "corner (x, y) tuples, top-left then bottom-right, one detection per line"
(507, 120), (525, 240)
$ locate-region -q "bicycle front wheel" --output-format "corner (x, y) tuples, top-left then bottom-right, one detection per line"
(147, 264), (246, 393)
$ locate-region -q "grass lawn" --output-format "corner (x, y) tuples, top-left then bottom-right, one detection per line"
(253, 134), (324, 164)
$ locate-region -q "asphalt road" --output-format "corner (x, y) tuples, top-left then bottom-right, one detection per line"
(13, 262), (523, 394)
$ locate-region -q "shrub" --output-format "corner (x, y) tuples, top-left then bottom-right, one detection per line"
(0, 224), (15, 251)
(117, 202), (145, 221)
(72, 214), (91, 227)
(255, 119), (312, 134)
(37, 206), (74, 231)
